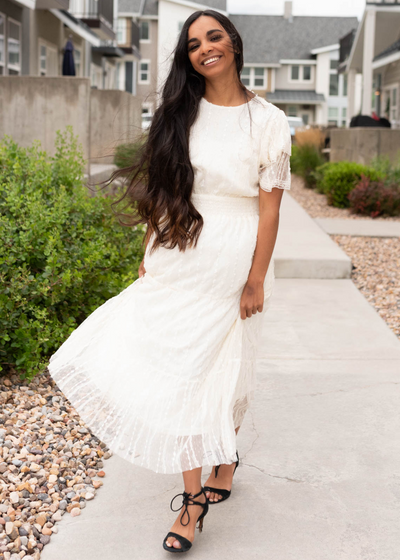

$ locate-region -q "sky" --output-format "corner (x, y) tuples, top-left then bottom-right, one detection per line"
(227, 0), (366, 20)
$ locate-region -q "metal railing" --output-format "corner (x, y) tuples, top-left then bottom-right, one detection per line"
(69, 0), (113, 26)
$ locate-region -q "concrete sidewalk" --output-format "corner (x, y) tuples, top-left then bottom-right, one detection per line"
(274, 195), (352, 279)
(41, 279), (400, 560)
(315, 217), (400, 238)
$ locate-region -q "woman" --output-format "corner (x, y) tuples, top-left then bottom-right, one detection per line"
(48, 9), (291, 554)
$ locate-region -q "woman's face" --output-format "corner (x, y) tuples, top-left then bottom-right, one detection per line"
(187, 16), (238, 81)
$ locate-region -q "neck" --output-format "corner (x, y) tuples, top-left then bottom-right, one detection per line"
(204, 73), (247, 107)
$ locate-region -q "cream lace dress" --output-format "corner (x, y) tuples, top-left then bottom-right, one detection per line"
(48, 95), (292, 474)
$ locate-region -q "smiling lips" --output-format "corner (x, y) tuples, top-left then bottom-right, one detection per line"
(202, 56), (221, 66)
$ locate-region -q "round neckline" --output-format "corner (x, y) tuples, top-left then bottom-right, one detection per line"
(201, 94), (258, 108)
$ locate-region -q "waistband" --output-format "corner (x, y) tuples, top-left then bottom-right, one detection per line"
(191, 193), (259, 216)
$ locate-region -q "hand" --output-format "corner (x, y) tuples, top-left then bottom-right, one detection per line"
(240, 279), (264, 320)
(138, 259), (146, 278)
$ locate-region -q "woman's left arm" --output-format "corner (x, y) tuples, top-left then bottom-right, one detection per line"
(240, 188), (284, 320)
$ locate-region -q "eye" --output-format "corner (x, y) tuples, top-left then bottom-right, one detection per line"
(211, 34), (223, 41)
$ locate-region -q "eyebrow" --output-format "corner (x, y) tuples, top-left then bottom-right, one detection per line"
(187, 29), (223, 45)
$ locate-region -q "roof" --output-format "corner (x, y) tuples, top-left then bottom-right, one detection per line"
(142, 0), (158, 16)
(374, 38), (400, 61)
(266, 90), (326, 104)
(229, 15), (359, 63)
(192, 0), (227, 10)
(118, 0), (142, 14)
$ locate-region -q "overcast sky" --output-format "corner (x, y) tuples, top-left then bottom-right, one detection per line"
(227, 0), (366, 20)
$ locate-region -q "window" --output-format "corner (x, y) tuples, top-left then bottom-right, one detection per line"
(254, 68), (265, 88)
(139, 60), (150, 84)
(328, 107), (339, 126)
(330, 60), (339, 70)
(329, 74), (339, 96)
(74, 48), (81, 76)
(117, 18), (127, 45)
(0, 13), (5, 75)
(241, 67), (250, 86)
(39, 41), (58, 76)
(343, 74), (348, 96)
(178, 21), (184, 33)
(290, 64), (312, 82)
(288, 105), (297, 117)
(241, 67), (266, 89)
(8, 18), (21, 75)
(140, 21), (150, 41)
(303, 66), (311, 81)
(341, 107), (347, 127)
(291, 65), (299, 80)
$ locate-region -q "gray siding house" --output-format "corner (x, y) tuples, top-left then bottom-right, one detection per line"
(231, 2), (358, 126)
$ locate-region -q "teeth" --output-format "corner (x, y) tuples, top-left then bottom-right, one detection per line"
(204, 57), (220, 66)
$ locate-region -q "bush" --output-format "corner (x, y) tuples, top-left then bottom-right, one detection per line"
(0, 128), (144, 380)
(114, 136), (147, 170)
(317, 161), (382, 208)
(348, 175), (400, 217)
(369, 154), (400, 185)
(311, 162), (332, 194)
(290, 143), (324, 188)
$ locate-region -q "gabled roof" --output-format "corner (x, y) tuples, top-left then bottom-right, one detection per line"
(374, 38), (400, 61)
(193, 0), (227, 10)
(118, 0), (142, 14)
(143, 0), (158, 16)
(230, 15), (359, 64)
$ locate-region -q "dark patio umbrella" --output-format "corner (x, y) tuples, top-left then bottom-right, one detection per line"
(62, 39), (76, 76)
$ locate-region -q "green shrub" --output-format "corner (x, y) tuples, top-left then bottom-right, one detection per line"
(369, 154), (400, 185)
(114, 136), (147, 170)
(290, 144), (324, 188)
(318, 162), (382, 208)
(348, 175), (400, 217)
(0, 128), (144, 380)
(311, 162), (332, 194)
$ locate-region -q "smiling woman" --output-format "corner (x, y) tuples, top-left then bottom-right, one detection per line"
(47, 8), (292, 555)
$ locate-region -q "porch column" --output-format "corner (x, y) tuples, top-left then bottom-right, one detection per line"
(362, 8), (376, 115)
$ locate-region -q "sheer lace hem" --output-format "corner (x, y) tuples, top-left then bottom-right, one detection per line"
(259, 151), (291, 193)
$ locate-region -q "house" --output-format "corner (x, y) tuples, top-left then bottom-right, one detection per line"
(116, 0), (227, 120)
(230, 2), (359, 126)
(344, 0), (400, 128)
(0, 0), (140, 91)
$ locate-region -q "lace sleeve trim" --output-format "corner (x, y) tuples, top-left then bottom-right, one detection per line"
(259, 151), (291, 193)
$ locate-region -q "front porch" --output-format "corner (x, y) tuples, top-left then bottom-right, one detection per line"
(266, 89), (325, 125)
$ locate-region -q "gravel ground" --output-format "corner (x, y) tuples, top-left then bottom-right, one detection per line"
(290, 174), (400, 221)
(0, 370), (111, 560)
(331, 235), (400, 340)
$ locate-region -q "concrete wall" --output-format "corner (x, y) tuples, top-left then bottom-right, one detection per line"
(0, 77), (142, 168)
(0, 77), (90, 166)
(90, 89), (142, 164)
(331, 127), (400, 165)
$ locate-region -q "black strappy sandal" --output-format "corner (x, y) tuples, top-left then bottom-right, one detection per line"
(204, 450), (239, 504)
(163, 488), (209, 553)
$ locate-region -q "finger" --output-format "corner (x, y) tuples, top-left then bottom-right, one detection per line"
(246, 308), (252, 318)
(257, 304), (264, 313)
(240, 307), (247, 320)
(252, 307), (258, 315)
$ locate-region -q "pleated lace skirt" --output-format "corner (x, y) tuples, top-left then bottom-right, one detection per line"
(48, 193), (275, 474)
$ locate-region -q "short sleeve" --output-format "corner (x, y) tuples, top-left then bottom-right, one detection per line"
(259, 109), (292, 193)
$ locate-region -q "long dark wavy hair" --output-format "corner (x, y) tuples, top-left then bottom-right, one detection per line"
(109, 10), (249, 253)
